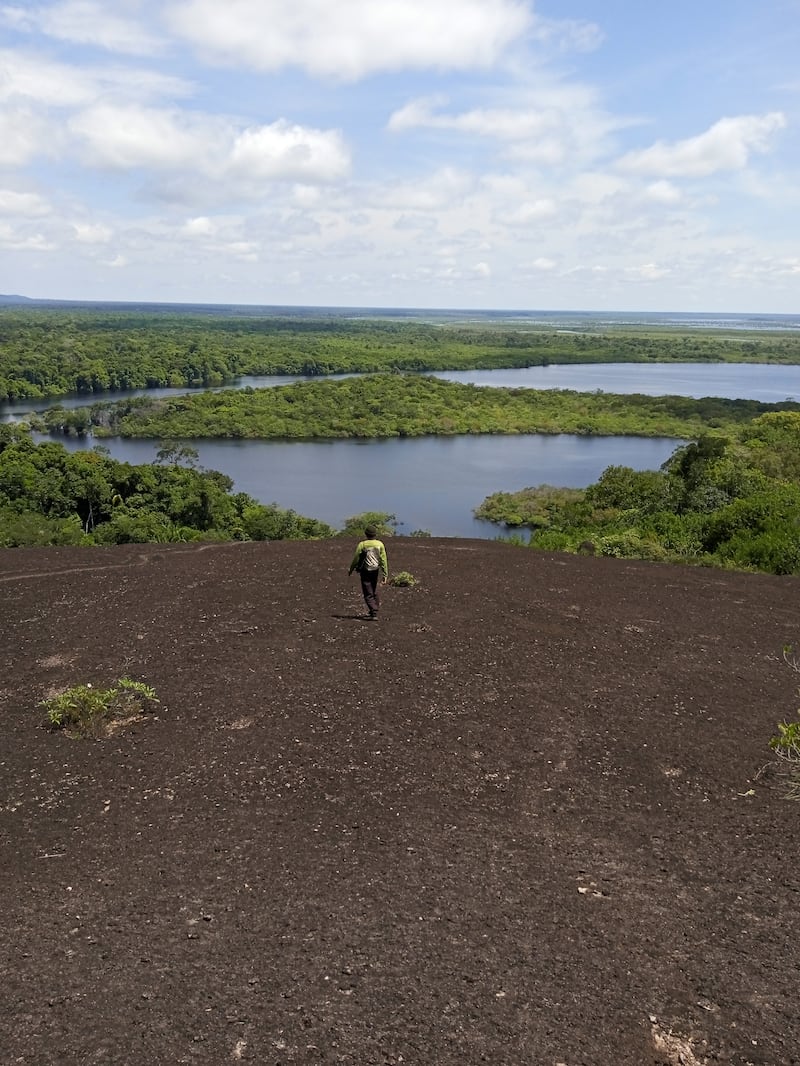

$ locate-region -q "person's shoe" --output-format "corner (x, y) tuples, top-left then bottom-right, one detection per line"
(368, 612), (378, 620)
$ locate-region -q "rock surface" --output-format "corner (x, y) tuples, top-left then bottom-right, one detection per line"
(1, 539), (798, 1065)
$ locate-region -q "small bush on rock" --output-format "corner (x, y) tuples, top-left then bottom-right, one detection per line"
(770, 647), (800, 799)
(389, 571), (417, 587)
(41, 678), (159, 738)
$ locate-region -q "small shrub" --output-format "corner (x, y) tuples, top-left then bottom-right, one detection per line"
(769, 647), (800, 799)
(339, 512), (398, 538)
(389, 571), (417, 587)
(41, 677), (159, 738)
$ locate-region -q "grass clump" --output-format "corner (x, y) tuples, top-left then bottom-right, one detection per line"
(389, 571), (418, 587)
(41, 678), (159, 738)
(769, 647), (800, 799)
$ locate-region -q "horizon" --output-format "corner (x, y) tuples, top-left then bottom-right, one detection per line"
(1, 293), (798, 324)
(0, 3), (798, 313)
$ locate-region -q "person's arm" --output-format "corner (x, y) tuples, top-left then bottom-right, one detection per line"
(348, 541), (364, 574)
(379, 542), (388, 580)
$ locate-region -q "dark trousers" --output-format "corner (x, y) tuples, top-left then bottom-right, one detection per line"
(360, 568), (381, 615)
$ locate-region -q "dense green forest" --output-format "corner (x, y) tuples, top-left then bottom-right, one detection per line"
(4, 308), (800, 575)
(475, 411), (800, 575)
(0, 425), (332, 547)
(3, 307), (800, 402)
(37, 375), (800, 441)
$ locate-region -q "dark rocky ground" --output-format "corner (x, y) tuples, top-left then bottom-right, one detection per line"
(1, 538), (799, 1066)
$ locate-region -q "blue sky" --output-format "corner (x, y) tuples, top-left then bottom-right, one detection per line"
(1, 0), (798, 311)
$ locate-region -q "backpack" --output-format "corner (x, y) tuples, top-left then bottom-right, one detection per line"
(359, 545), (381, 572)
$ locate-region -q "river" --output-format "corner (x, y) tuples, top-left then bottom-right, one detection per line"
(5, 361), (798, 537)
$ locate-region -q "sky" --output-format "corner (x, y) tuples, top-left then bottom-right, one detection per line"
(0, 0), (799, 312)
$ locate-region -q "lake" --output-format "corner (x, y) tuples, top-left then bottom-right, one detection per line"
(40, 432), (682, 539)
(7, 360), (797, 537)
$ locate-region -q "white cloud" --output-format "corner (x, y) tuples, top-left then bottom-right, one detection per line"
(0, 48), (191, 108)
(0, 107), (56, 165)
(389, 84), (630, 167)
(644, 180), (682, 204)
(2, 1), (164, 55)
(0, 222), (56, 250)
(182, 215), (217, 237)
(230, 121), (350, 183)
(625, 262), (671, 281)
(388, 97), (577, 165)
(291, 185), (323, 209)
(528, 15), (603, 53)
(369, 168), (473, 212)
(389, 97), (557, 140)
(0, 48), (99, 107)
(164, 0), (532, 79)
(69, 104), (221, 169)
(0, 189), (50, 215)
(568, 172), (628, 203)
(72, 221), (113, 242)
(509, 198), (557, 223)
(66, 106), (350, 189)
(618, 113), (786, 178)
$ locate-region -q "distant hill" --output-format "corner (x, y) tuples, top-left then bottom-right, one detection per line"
(0, 293), (35, 304)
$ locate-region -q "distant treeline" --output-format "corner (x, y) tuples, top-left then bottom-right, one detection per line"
(3, 307), (800, 402)
(39, 374), (800, 442)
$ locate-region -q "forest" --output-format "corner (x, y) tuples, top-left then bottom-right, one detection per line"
(3, 307), (800, 402)
(475, 411), (800, 575)
(36, 374), (800, 442)
(4, 308), (800, 575)
(0, 425), (333, 548)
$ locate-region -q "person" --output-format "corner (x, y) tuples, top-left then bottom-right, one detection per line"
(348, 524), (388, 619)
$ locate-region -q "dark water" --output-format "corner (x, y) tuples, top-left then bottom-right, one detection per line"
(3, 362), (800, 424)
(431, 363), (800, 402)
(39, 432), (681, 538)
(7, 357), (795, 537)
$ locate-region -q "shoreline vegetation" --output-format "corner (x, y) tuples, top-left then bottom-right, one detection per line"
(36, 374), (800, 442)
(2, 308), (800, 574)
(3, 307), (800, 404)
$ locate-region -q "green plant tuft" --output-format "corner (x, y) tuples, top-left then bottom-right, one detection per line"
(389, 571), (418, 587)
(40, 677), (159, 738)
(769, 647), (800, 799)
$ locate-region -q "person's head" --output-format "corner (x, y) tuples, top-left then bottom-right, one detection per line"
(364, 524), (377, 538)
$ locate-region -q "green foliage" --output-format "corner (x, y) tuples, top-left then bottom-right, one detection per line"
(389, 570), (418, 587)
(585, 466), (675, 513)
(0, 508), (88, 547)
(41, 678), (159, 738)
(476, 485), (585, 528)
(770, 648), (800, 799)
(595, 531), (669, 561)
(58, 375), (798, 442)
(477, 412), (800, 575)
(770, 719), (800, 760)
(5, 307), (800, 404)
(0, 433), (330, 546)
(241, 502), (333, 541)
(339, 512), (398, 538)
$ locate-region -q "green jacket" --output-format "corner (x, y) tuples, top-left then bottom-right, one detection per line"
(349, 538), (388, 577)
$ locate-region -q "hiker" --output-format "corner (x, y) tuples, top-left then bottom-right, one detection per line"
(348, 524), (388, 619)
